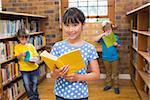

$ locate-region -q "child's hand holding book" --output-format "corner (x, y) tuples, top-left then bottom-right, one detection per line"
(51, 65), (70, 78)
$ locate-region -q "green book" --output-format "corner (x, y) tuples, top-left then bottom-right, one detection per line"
(102, 32), (117, 48)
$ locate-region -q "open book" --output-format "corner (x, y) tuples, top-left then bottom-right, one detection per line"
(102, 32), (117, 48)
(40, 49), (85, 74)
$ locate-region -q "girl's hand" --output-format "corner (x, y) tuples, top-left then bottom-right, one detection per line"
(52, 65), (69, 78)
(114, 42), (121, 47)
(113, 42), (118, 46)
(64, 73), (80, 82)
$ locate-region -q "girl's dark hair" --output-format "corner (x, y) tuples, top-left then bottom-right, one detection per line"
(16, 28), (29, 38)
(63, 7), (85, 25)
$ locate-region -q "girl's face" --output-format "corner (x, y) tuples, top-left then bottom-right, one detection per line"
(63, 22), (83, 40)
(18, 36), (28, 45)
(104, 27), (112, 34)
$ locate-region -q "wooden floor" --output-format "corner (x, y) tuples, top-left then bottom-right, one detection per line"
(23, 78), (140, 100)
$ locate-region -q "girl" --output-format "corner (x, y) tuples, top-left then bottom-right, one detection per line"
(50, 7), (100, 100)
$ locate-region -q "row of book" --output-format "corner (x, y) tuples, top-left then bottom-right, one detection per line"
(0, 41), (17, 63)
(0, 20), (21, 37)
(132, 32), (138, 49)
(0, 19), (41, 37)
(28, 35), (46, 49)
(3, 79), (24, 100)
(1, 62), (20, 86)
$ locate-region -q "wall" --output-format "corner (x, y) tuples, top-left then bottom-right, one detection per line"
(2, 0), (150, 74)
(114, 0), (150, 73)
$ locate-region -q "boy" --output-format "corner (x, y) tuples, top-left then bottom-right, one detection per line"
(14, 28), (40, 100)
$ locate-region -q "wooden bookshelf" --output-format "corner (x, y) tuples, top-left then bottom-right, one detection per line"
(127, 3), (150, 100)
(0, 11), (47, 18)
(132, 30), (150, 37)
(28, 31), (44, 36)
(0, 36), (16, 40)
(126, 3), (150, 15)
(138, 51), (150, 63)
(0, 11), (47, 100)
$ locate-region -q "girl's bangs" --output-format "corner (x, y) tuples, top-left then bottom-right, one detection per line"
(64, 16), (79, 25)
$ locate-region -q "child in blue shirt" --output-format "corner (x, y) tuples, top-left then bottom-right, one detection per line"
(96, 21), (121, 94)
(50, 7), (100, 100)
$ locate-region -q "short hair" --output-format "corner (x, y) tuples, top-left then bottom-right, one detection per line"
(102, 21), (117, 32)
(63, 7), (85, 25)
(16, 28), (29, 38)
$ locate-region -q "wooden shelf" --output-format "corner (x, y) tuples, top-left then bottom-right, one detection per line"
(127, 3), (150, 15)
(138, 71), (150, 89)
(0, 36), (16, 40)
(14, 90), (25, 100)
(2, 75), (22, 87)
(138, 51), (150, 62)
(132, 30), (150, 36)
(132, 46), (138, 52)
(131, 61), (138, 70)
(0, 57), (15, 65)
(0, 31), (45, 40)
(28, 31), (44, 36)
(133, 81), (149, 100)
(0, 11), (47, 18)
(131, 47), (150, 63)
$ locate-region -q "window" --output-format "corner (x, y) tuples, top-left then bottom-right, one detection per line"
(68, 0), (110, 22)
(61, 0), (114, 23)
(69, 0), (108, 16)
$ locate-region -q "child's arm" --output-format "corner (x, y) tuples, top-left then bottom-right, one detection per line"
(114, 35), (122, 47)
(95, 33), (105, 42)
(65, 59), (100, 82)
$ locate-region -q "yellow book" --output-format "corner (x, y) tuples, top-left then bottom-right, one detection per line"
(40, 49), (85, 74)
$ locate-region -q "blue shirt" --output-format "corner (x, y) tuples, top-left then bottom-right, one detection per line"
(50, 40), (98, 99)
(98, 34), (121, 61)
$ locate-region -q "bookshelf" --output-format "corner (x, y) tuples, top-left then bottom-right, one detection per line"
(0, 11), (47, 100)
(127, 3), (150, 100)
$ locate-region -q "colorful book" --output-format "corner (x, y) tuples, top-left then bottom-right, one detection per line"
(40, 49), (85, 74)
(102, 32), (117, 48)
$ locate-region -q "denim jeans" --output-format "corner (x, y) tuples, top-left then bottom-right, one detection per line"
(21, 69), (39, 100)
(56, 95), (88, 100)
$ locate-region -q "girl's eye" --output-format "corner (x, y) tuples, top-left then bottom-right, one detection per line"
(65, 24), (69, 27)
(73, 24), (78, 26)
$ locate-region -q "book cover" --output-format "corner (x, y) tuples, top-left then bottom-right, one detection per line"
(102, 32), (117, 48)
(40, 49), (85, 74)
